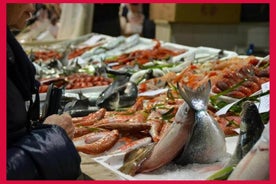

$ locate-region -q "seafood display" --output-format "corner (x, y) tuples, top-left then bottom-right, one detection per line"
(24, 32), (270, 180)
(39, 73), (112, 93)
(104, 39), (187, 70)
(32, 50), (62, 61)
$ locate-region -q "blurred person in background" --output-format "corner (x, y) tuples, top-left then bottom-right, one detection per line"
(57, 3), (94, 40)
(16, 3), (61, 41)
(119, 3), (155, 38)
(7, 3), (83, 179)
(119, 3), (144, 36)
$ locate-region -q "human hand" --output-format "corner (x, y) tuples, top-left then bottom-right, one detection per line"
(44, 113), (74, 139)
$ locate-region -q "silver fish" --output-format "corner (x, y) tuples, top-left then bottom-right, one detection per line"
(119, 81), (215, 175)
(96, 75), (132, 110)
(226, 101), (265, 167)
(174, 80), (226, 165)
(208, 101), (265, 180)
(81, 36), (125, 60)
(228, 123), (269, 180)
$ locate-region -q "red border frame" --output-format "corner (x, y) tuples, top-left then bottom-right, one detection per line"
(1, 1), (273, 184)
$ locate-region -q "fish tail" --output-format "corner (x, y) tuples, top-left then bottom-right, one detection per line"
(177, 80), (211, 111)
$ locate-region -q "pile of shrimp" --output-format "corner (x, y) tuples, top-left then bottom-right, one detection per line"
(33, 50), (62, 61)
(71, 56), (269, 156)
(138, 56), (269, 98)
(104, 39), (186, 70)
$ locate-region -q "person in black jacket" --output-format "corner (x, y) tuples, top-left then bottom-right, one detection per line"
(7, 4), (82, 179)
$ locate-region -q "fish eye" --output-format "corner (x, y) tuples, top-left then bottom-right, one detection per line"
(183, 105), (189, 114)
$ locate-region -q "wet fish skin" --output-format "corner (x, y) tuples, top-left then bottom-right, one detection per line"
(137, 102), (196, 173)
(119, 91), (196, 175)
(117, 82), (138, 108)
(174, 80), (226, 165)
(96, 75), (138, 110)
(207, 101), (265, 180)
(228, 123), (269, 180)
(226, 101), (265, 167)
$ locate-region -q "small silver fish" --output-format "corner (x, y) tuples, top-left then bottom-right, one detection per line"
(174, 80), (226, 165)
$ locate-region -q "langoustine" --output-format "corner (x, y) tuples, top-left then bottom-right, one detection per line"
(74, 129), (120, 155)
(73, 108), (106, 126)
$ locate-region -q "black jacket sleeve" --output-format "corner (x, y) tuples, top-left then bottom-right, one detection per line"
(7, 124), (81, 180)
(7, 27), (81, 180)
(7, 147), (39, 179)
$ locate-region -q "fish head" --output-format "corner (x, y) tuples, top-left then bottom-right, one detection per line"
(240, 101), (264, 132)
(118, 82), (138, 108)
(96, 92), (119, 111)
(119, 82), (138, 97)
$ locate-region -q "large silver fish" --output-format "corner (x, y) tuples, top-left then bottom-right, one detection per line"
(174, 80), (226, 165)
(119, 80), (218, 175)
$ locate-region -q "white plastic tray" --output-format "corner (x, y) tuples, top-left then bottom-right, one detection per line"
(193, 46), (238, 63)
(39, 85), (107, 102)
(161, 42), (196, 63)
(93, 136), (238, 180)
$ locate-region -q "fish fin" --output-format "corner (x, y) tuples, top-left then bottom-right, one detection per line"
(119, 143), (155, 176)
(177, 80), (211, 111)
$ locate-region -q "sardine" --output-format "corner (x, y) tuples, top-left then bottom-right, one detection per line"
(68, 108), (99, 118)
(174, 80), (226, 165)
(129, 69), (165, 85)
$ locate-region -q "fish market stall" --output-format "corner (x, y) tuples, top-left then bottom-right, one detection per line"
(21, 33), (270, 180)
